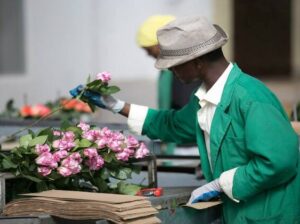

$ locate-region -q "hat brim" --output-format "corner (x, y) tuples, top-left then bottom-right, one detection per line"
(155, 25), (228, 69)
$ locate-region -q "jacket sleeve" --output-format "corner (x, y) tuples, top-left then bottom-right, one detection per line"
(232, 102), (299, 201)
(142, 95), (198, 144)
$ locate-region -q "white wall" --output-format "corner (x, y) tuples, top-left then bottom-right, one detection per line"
(0, 0), (212, 122)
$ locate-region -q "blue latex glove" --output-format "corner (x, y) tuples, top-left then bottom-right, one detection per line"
(69, 85), (106, 108)
(69, 85), (125, 113)
(69, 84), (84, 98)
(187, 179), (222, 204)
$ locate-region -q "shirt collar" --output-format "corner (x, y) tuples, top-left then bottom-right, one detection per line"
(195, 63), (233, 107)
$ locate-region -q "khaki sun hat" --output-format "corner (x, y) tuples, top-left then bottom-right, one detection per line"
(155, 16), (228, 69)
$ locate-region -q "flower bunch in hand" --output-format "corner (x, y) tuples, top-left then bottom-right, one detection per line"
(76, 71), (120, 112)
(0, 121), (149, 197)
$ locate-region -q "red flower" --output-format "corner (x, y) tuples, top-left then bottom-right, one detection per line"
(20, 105), (32, 117)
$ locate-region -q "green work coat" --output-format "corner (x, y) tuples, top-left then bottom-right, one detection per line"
(142, 64), (300, 223)
(158, 69), (173, 110)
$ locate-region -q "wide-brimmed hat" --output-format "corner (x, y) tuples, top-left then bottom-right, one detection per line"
(155, 16), (228, 69)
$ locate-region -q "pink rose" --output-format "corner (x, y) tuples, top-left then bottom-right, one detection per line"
(116, 151), (130, 161)
(35, 144), (50, 155)
(134, 143), (149, 159)
(86, 155), (104, 170)
(53, 150), (68, 162)
(96, 138), (107, 149)
(63, 131), (75, 141)
(107, 140), (122, 153)
(57, 166), (72, 177)
(77, 122), (90, 132)
(82, 130), (100, 141)
(53, 130), (61, 136)
(126, 135), (139, 148)
(61, 156), (82, 174)
(96, 71), (111, 83)
(35, 152), (57, 168)
(101, 127), (113, 137)
(83, 148), (98, 158)
(37, 166), (52, 176)
(53, 139), (75, 151)
(124, 147), (135, 156)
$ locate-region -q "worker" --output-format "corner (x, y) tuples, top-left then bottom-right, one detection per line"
(70, 16), (300, 223)
(136, 15), (201, 155)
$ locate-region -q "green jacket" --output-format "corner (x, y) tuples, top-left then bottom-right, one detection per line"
(158, 69), (173, 110)
(142, 64), (300, 223)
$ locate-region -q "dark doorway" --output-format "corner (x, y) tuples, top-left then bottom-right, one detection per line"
(234, 0), (291, 78)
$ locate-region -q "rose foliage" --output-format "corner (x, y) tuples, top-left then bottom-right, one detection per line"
(0, 121), (149, 197)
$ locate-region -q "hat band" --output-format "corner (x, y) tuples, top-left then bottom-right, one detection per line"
(160, 30), (224, 57)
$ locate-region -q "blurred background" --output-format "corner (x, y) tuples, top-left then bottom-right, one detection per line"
(0, 0), (300, 123)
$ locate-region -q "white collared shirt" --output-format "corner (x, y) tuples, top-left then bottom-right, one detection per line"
(195, 63), (233, 170)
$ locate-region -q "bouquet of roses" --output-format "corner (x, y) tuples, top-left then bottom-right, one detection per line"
(75, 71), (120, 112)
(0, 121), (149, 197)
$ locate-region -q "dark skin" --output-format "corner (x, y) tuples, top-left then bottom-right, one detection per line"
(119, 55), (229, 118)
(143, 45), (160, 59)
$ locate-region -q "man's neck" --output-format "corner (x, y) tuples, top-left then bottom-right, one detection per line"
(203, 59), (229, 90)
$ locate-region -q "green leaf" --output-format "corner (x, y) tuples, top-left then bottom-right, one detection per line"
(22, 174), (42, 183)
(86, 75), (91, 84)
(132, 165), (141, 175)
(105, 86), (120, 95)
(88, 103), (96, 112)
(2, 158), (18, 169)
(94, 176), (108, 192)
(19, 134), (33, 147)
(29, 135), (48, 147)
(103, 152), (115, 163)
(36, 181), (49, 192)
(121, 167), (133, 179)
(117, 181), (141, 195)
(86, 79), (102, 88)
(37, 127), (52, 137)
(79, 139), (92, 148)
(100, 167), (110, 180)
(28, 129), (36, 138)
(110, 168), (129, 180)
(48, 171), (61, 180)
(60, 120), (72, 130)
(29, 163), (36, 172)
(109, 182), (118, 189)
(66, 126), (82, 135)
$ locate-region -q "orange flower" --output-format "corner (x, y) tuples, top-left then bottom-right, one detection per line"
(20, 105), (32, 117)
(61, 99), (77, 110)
(31, 104), (51, 117)
(74, 101), (92, 113)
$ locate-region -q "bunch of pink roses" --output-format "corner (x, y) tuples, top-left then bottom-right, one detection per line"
(34, 121), (149, 178)
(0, 120), (149, 195)
(76, 71), (120, 112)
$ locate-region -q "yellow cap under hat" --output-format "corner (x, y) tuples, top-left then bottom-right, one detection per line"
(137, 15), (175, 47)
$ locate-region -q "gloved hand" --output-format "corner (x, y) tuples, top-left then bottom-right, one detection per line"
(69, 85), (125, 113)
(187, 179), (222, 204)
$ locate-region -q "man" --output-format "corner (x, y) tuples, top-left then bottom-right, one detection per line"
(71, 16), (300, 223)
(136, 15), (201, 155)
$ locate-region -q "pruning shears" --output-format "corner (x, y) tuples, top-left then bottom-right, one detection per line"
(136, 187), (164, 197)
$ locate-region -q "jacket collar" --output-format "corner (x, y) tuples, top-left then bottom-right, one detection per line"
(210, 63), (242, 175)
(218, 63), (242, 111)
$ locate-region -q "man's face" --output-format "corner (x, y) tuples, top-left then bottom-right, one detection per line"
(170, 60), (201, 84)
